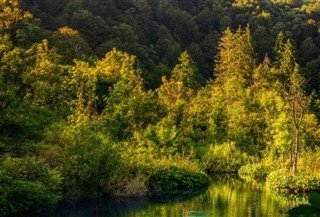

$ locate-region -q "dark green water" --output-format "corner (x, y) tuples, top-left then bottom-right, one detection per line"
(28, 176), (308, 217)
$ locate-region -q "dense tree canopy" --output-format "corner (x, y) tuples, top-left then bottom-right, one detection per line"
(19, 0), (320, 90)
(1, 0), (320, 216)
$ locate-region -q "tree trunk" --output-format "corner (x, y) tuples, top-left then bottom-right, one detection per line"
(290, 145), (293, 175)
(292, 128), (299, 176)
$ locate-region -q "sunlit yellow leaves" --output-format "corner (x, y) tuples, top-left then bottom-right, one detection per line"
(204, 142), (250, 172)
(52, 26), (91, 62)
(215, 26), (254, 87)
(0, 45), (25, 110)
(0, 0), (32, 36)
(157, 51), (198, 115)
(0, 0), (33, 111)
(158, 78), (192, 111)
(24, 40), (67, 107)
(307, 19), (316, 26)
(302, 114), (320, 143)
(171, 51), (198, 88)
(272, 0), (294, 5)
(303, 1), (320, 14)
(68, 60), (96, 116)
(270, 112), (292, 152)
(0, 34), (11, 52)
(57, 26), (79, 37)
(259, 10), (271, 19)
(104, 76), (160, 142)
(232, 0), (256, 8)
(277, 40), (295, 77)
(183, 86), (221, 144)
(94, 48), (141, 84)
(1, 46), (25, 76)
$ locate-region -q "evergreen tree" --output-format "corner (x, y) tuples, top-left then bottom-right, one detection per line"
(214, 26), (254, 87)
(156, 51), (199, 152)
(213, 26), (258, 153)
(171, 51), (198, 88)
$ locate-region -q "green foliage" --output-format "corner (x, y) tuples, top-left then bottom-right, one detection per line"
(0, 0), (32, 36)
(24, 39), (68, 108)
(266, 169), (320, 193)
(104, 78), (161, 141)
(287, 192), (320, 217)
(148, 166), (209, 195)
(238, 163), (269, 181)
(215, 26), (255, 86)
(171, 51), (199, 88)
(67, 59), (97, 125)
(139, 118), (181, 157)
(0, 105), (67, 156)
(203, 142), (251, 173)
(94, 48), (140, 83)
(299, 147), (320, 178)
(1, 0), (320, 215)
(21, 0), (320, 93)
(51, 26), (92, 63)
(41, 124), (128, 197)
(0, 157), (62, 216)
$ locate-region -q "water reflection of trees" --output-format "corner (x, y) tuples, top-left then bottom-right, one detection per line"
(43, 177), (309, 217)
(287, 192), (320, 217)
(122, 177), (308, 217)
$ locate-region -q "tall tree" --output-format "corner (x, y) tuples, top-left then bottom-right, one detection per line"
(265, 37), (312, 175)
(51, 26), (92, 63)
(0, 0), (32, 38)
(156, 51), (199, 152)
(213, 26), (259, 153)
(157, 51), (198, 113)
(24, 40), (67, 108)
(0, 0), (32, 111)
(214, 26), (255, 87)
(282, 64), (310, 176)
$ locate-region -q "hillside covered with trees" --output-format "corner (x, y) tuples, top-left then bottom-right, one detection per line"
(1, 0), (320, 216)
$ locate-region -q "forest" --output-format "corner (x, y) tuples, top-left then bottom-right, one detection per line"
(0, 0), (320, 216)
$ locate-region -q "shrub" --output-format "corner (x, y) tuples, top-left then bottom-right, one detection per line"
(112, 170), (149, 197)
(266, 169), (320, 193)
(0, 157), (62, 216)
(47, 129), (126, 197)
(203, 142), (250, 173)
(42, 125), (149, 198)
(238, 163), (268, 181)
(266, 169), (291, 191)
(150, 154), (203, 173)
(299, 147), (320, 178)
(148, 166), (209, 195)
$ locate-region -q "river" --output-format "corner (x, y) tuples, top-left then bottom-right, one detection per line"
(27, 175), (308, 217)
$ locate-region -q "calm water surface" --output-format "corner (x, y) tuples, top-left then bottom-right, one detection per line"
(29, 176), (307, 217)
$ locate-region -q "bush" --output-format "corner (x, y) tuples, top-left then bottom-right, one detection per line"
(42, 125), (150, 198)
(203, 142), (250, 173)
(0, 157), (62, 216)
(121, 146), (210, 196)
(148, 166), (209, 195)
(266, 169), (320, 193)
(299, 147), (320, 178)
(238, 163), (268, 181)
(44, 127), (126, 197)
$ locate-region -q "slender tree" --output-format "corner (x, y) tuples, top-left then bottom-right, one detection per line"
(282, 64), (310, 176)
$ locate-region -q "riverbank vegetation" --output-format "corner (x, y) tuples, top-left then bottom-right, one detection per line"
(1, 0), (320, 216)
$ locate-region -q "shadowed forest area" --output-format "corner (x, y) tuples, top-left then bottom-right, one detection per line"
(0, 0), (320, 216)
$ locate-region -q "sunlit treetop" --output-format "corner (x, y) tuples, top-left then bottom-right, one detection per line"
(94, 48), (142, 85)
(0, 0), (32, 37)
(171, 51), (198, 88)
